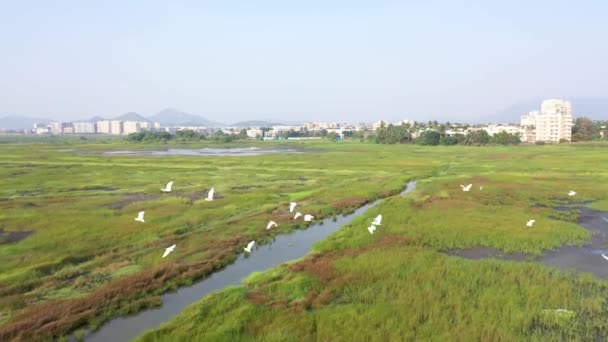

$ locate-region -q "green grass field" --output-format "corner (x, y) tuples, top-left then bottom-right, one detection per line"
(1, 138), (608, 341)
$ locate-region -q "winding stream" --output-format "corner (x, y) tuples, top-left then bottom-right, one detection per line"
(81, 181), (417, 341)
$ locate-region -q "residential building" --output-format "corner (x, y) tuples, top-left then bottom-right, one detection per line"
(123, 121), (140, 135)
(246, 129), (263, 138)
(33, 123), (49, 135)
(73, 122), (96, 134)
(110, 120), (123, 135)
(520, 100), (573, 143)
(482, 124), (522, 136)
(372, 120), (390, 130)
(96, 120), (112, 134)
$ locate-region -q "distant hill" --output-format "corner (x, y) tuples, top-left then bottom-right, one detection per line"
(0, 116), (52, 130)
(88, 116), (105, 123)
(147, 108), (223, 127)
(114, 112), (151, 122)
(229, 120), (284, 128)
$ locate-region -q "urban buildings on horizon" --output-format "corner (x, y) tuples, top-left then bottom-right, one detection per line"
(17, 99), (578, 143)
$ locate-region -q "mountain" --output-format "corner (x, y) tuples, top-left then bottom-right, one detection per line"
(88, 116), (105, 123)
(0, 116), (52, 130)
(229, 120), (284, 128)
(114, 112), (151, 122)
(147, 108), (223, 127)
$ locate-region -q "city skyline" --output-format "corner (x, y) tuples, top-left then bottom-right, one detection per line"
(1, 1), (607, 123)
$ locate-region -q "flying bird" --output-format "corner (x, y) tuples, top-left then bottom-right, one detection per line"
(304, 214), (314, 222)
(526, 219), (535, 227)
(244, 240), (255, 253)
(568, 191), (576, 196)
(161, 181), (173, 193)
(372, 214), (382, 226)
(480, 185), (484, 190)
(602, 253), (608, 261)
(293, 212), (303, 220)
(162, 244), (176, 258)
(368, 225), (376, 234)
(134, 211), (145, 223)
(266, 221), (278, 230)
(460, 184), (472, 192)
(289, 202), (297, 213)
(205, 187), (215, 201)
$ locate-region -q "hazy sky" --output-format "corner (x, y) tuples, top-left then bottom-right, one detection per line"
(1, 0), (607, 122)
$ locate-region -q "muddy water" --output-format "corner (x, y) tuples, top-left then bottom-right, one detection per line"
(81, 181), (417, 342)
(445, 208), (608, 279)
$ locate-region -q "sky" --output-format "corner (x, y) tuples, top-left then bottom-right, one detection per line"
(1, 0), (607, 123)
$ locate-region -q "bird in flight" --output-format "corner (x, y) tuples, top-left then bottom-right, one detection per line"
(266, 221), (278, 230)
(526, 219), (535, 227)
(135, 211), (145, 223)
(289, 202), (297, 213)
(163, 244), (176, 258)
(602, 253), (608, 261)
(293, 212), (302, 220)
(568, 190), (576, 196)
(479, 185), (484, 190)
(161, 181), (173, 193)
(460, 184), (472, 192)
(368, 225), (376, 234)
(372, 215), (382, 226)
(205, 187), (215, 201)
(304, 214), (315, 222)
(244, 240), (255, 253)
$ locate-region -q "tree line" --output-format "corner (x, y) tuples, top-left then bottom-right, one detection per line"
(372, 122), (521, 146)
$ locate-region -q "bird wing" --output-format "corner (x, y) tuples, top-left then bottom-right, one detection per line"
(602, 253), (608, 261)
(248, 241), (255, 249)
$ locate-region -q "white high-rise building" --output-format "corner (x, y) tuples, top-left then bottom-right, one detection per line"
(97, 120), (111, 134)
(520, 100), (573, 143)
(110, 120), (123, 135)
(73, 122), (96, 134)
(123, 121), (141, 134)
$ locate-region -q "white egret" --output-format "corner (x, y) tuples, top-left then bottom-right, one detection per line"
(289, 202), (297, 213)
(162, 244), (176, 258)
(205, 187), (215, 201)
(372, 214), (382, 226)
(568, 191), (576, 196)
(161, 181), (173, 193)
(135, 211), (145, 223)
(602, 253), (608, 261)
(293, 212), (302, 220)
(460, 184), (472, 192)
(266, 221), (278, 230)
(526, 219), (535, 227)
(368, 225), (376, 234)
(304, 214), (314, 222)
(244, 240), (255, 253)
(480, 185), (484, 190)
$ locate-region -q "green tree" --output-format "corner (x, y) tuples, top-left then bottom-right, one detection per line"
(572, 117), (596, 141)
(415, 130), (440, 146)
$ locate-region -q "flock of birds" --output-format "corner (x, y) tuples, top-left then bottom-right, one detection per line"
(137, 179), (584, 260)
(136, 181), (317, 258)
(459, 183), (576, 230)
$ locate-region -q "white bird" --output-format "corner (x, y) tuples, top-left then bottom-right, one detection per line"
(304, 214), (314, 222)
(266, 221), (278, 230)
(289, 202), (297, 213)
(480, 185), (484, 190)
(134, 211), (145, 223)
(526, 219), (535, 227)
(244, 240), (255, 253)
(161, 181), (173, 193)
(162, 244), (176, 258)
(367, 225), (376, 234)
(460, 184), (472, 192)
(205, 187), (215, 201)
(568, 190), (576, 196)
(602, 253), (608, 261)
(372, 214), (382, 226)
(293, 212), (302, 220)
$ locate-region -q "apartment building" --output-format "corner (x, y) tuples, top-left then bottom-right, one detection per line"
(110, 120), (123, 135)
(520, 100), (573, 143)
(73, 122), (96, 134)
(123, 121), (140, 135)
